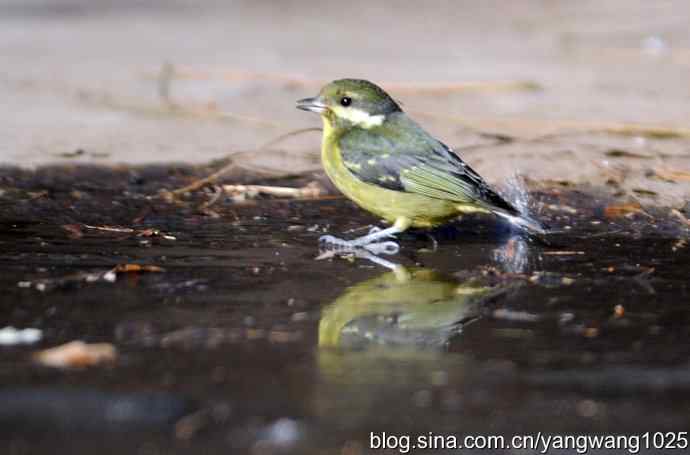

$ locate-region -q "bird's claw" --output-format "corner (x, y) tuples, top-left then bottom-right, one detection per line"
(318, 235), (400, 256)
(318, 235), (353, 251)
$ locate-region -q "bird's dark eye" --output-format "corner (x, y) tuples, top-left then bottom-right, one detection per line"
(340, 96), (352, 107)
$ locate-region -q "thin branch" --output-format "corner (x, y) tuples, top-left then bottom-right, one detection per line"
(222, 182), (323, 199)
(169, 127), (322, 195)
(146, 67), (542, 94)
(411, 111), (690, 139)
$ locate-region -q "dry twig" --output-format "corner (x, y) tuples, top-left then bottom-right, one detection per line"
(222, 182), (323, 199)
(34, 341), (117, 368)
(652, 168), (690, 183)
(411, 111), (690, 140)
(168, 127), (321, 196)
(150, 67), (541, 94)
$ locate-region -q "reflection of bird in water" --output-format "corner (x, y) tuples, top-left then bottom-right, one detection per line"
(318, 267), (507, 350)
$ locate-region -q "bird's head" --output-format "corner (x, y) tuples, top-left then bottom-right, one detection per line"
(297, 79), (401, 130)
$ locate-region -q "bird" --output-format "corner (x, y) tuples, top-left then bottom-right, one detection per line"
(296, 79), (546, 255)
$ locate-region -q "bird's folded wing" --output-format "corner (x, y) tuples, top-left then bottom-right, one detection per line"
(339, 128), (518, 215)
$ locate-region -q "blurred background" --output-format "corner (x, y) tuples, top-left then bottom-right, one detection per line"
(2, 0), (689, 164)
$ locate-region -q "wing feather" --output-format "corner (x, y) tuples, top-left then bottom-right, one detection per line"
(339, 114), (519, 216)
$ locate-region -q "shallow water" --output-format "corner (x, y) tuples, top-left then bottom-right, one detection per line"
(1, 165), (689, 454)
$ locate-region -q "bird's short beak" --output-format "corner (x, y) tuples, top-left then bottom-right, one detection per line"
(296, 96), (328, 114)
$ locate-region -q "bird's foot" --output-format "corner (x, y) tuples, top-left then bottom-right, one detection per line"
(318, 224), (403, 257)
(319, 234), (400, 256)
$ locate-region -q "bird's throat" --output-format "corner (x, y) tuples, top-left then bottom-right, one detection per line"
(321, 115), (334, 142)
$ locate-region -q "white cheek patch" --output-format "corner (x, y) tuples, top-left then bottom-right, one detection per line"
(331, 106), (385, 128)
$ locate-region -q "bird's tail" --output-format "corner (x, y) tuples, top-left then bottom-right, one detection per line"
(488, 173), (551, 237)
(494, 210), (548, 236)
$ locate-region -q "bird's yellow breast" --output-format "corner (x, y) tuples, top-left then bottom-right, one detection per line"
(320, 119), (459, 228)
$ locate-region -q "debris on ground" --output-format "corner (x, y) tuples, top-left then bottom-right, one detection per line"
(167, 127), (321, 196)
(491, 308), (540, 322)
(0, 327), (43, 346)
(652, 168), (690, 183)
(33, 341), (118, 368)
(17, 264), (164, 292)
(670, 209), (690, 227)
(84, 225), (177, 240)
(17, 270), (116, 292)
(222, 182), (324, 201)
(529, 272), (577, 287)
(603, 201), (651, 219)
(113, 264), (165, 273)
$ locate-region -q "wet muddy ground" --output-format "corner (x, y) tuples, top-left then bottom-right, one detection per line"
(1, 164), (689, 454)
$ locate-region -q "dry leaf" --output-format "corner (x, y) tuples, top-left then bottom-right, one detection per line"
(583, 327), (599, 338)
(61, 224), (84, 239)
(604, 202), (646, 219)
(114, 264), (165, 273)
(672, 239), (687, 251)
(614, 305), (625, 318)
(604, 149), (653, 159)
(653, 168), (690, 183)
(670, 209), (690, 227)
(34, 341), (117, 368)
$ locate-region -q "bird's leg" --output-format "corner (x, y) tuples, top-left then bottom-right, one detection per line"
(319, 218), (410, 256)
(351, 225), (400, 246)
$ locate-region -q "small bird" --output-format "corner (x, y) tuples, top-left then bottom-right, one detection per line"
(297, 79), (545, 254)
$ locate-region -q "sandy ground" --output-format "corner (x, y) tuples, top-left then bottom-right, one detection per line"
(2, 0), (690, 205)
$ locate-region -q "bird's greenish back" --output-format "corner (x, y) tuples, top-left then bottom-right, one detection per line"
(338, 112), (519, 215)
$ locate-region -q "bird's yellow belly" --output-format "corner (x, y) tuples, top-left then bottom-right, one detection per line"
(321, 133), (458, 228)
